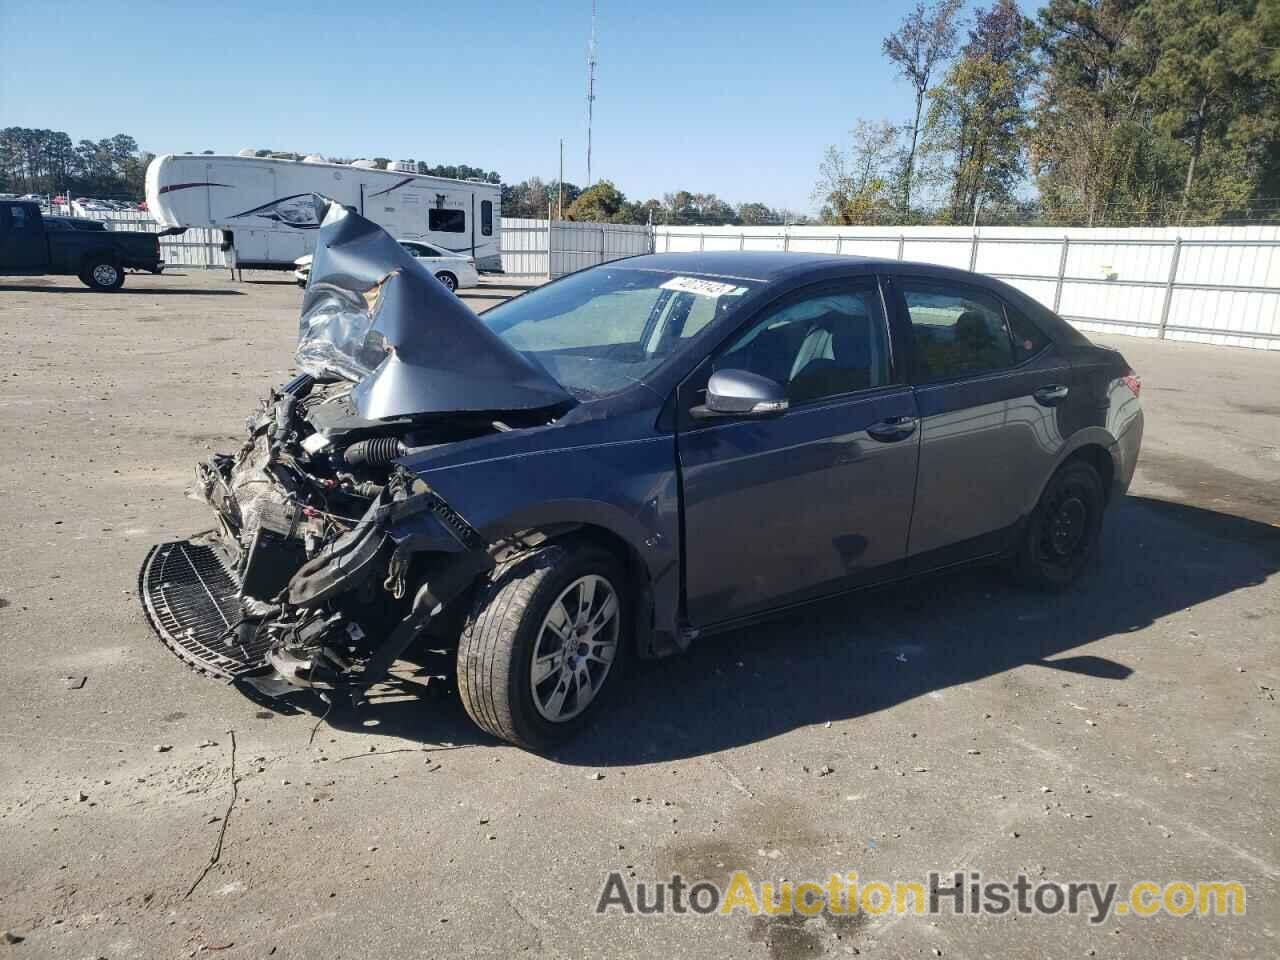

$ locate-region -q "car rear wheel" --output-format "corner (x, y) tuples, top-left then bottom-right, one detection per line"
(457, 544), (630, 751)
(81, 259), (125, 291)
(1014, 458), (1105, 590)
(435, 271), (457, 292)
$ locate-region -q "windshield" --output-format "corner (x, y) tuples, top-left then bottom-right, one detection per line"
(481, 268), (760, 397)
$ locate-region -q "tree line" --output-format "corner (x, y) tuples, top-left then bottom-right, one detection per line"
(499, 176), (794, 225)
(816, 0), (1280, 227)
(0, 128), (151, 200)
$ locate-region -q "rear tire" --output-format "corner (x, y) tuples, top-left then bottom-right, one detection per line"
(457, 544), (630, 751)
(81, 259), (125, 291)
(435, 271), (457, 292)
(1014, 459), (1105, 590)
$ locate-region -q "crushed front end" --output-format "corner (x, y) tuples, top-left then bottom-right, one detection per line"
(138, 202), (572, 703)
(140, 374), (495, 699)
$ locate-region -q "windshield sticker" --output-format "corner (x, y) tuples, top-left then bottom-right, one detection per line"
(661, 276), (747, 299)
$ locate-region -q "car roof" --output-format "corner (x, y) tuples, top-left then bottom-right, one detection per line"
(615, 250), (994, 286)
(606, 250), (1089, 348)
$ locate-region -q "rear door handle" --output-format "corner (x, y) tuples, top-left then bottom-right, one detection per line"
(866, 416), (918, 442)
(1034, 384), (1070, 406)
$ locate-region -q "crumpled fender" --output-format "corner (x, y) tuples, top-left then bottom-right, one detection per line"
(285, 471), (488, 607)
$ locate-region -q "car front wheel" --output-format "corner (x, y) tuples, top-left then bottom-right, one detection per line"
(435, 271), (457, 292)
(1014, 458), (1105, 590)
(457, 544), (630, 751)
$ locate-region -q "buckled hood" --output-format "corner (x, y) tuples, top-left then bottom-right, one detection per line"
(295, 204), (572, 420)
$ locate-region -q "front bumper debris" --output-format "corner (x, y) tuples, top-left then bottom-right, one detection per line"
(139, 535), (269, 679)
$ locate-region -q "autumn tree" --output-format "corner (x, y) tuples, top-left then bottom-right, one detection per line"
(925, 0), (1035, 223)
(566, 180), (635, 222)
(882, 0), (964, 215)
(813, 120), (901, 224)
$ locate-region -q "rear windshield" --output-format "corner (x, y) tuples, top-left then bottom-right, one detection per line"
(481, 268), (760, 398)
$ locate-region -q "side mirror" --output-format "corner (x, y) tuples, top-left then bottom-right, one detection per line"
(691, 369), (789, 420)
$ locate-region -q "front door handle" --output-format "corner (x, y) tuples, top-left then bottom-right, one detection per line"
(866, 416), (918, 442)
(1034, 384), (1070, 406)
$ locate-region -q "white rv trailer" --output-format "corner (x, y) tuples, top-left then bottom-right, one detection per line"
(145, 154), (502, 272)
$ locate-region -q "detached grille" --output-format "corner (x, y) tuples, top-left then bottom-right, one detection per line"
(139, 539), (271, 679)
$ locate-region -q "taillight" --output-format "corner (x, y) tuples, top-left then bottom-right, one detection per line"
(1121, 372), (1141, 397)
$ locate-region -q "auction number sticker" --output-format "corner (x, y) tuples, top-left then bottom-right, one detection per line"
(661, 276), (748, 299)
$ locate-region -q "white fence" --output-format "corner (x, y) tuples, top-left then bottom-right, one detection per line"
(498, 217), (553, 277)
(55, 209), (1280, 349)
(65, 210), (655, 280)
(656, 224), (1280, 350)
(498, 218), (653, 278)
(551, 221), (654, 277)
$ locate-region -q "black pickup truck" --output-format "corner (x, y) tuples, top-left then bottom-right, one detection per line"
(0, 201), (162, 290)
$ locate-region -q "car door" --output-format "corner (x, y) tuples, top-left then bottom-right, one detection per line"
(887, 275), (1073, 569)
(0, 203), (50, 271)
(677, 277), (920, 627)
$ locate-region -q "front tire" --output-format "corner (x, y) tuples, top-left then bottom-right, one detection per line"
(457, 544), (630, 751)
(81, 259), (125, 291)
(1014, 459), (1105, 590)
(435, 271), (457, 292)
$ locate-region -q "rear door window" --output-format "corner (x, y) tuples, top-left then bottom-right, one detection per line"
(481, 200), (493, 236)
(899, 282), (1015, 383)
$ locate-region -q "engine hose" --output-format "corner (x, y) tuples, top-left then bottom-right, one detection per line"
(343, 437), (407, 467)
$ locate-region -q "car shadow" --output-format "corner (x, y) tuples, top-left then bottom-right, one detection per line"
(316, 495), (1280, 762)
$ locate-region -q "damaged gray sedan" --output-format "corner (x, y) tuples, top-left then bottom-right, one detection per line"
(141, 205), (1142, 750)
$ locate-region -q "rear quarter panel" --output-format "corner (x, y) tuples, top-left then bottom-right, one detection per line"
(1028, 346), (1143, 508)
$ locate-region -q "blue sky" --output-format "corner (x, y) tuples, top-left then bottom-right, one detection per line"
(1, 1), (994, 213)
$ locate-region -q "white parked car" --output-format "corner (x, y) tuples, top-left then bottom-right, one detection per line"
(293, 239), (480, 291)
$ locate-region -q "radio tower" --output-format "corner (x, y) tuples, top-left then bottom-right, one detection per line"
(586, 0), (597, 186)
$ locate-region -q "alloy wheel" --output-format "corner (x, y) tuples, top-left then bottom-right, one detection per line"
(529, 574), (620, 723)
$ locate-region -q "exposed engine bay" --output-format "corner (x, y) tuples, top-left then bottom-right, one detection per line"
(139, 202), (573, 703)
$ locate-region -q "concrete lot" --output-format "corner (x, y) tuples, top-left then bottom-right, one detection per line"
(0, 269), (1276, 960)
